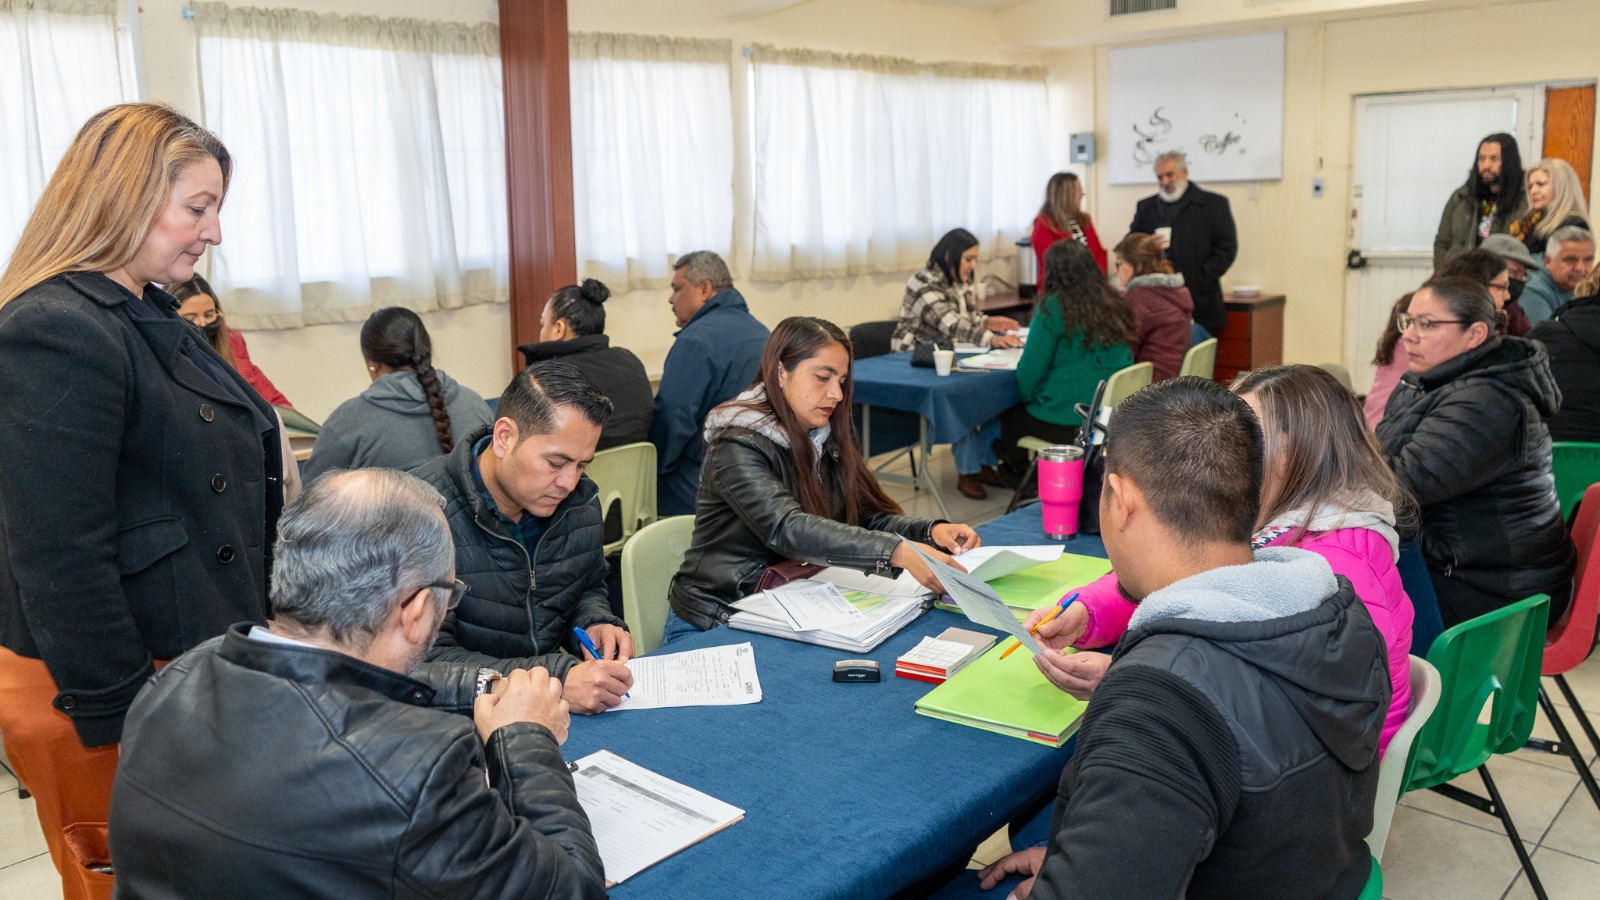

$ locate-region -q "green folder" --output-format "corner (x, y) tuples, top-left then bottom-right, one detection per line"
(914, 643), (1090, 747)
(935, 553), (1113, 615)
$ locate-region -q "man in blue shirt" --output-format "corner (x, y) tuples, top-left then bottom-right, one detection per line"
(1521, 226), (1594, 326)
(651, 251), (770, 515)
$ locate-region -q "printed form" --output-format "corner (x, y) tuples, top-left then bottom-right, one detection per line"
(612, 642), (763, 711)
(571, 750), (744, 884)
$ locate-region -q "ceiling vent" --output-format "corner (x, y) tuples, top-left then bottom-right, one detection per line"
(1110, 0), (1178, 16)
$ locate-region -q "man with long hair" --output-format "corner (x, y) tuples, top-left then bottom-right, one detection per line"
(1433, 133), (1527, 269)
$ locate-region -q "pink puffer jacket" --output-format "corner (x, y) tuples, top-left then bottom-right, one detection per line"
(1071, 527), (1414, 753)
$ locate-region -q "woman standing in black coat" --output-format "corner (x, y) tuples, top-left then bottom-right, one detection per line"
(1376, 276), (1574, 627)
(0, 103), (281, 900)
(518, 278), (653, 450)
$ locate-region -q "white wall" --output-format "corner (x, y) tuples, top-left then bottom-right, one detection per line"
(132, 0), (1040, 420)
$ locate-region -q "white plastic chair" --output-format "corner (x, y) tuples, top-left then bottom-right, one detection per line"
(1366, 654), (1444, 861)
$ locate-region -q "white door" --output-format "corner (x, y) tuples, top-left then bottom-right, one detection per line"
(1346, 87), (1540, 392)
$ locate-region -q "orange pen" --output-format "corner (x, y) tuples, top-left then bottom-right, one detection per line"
(1001, 591), (1080, 659)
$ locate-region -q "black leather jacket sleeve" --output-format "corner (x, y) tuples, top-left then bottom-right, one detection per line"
(1385, 382), (1523, 507)
(706, 436), (929, 571)
(396, 722), (606, 899)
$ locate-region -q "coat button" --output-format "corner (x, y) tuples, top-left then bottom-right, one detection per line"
(211, 474), (227, 493)
(58, 695), (77, 710)
(199, 403), (215, 422)
(216, 545), (235, 564)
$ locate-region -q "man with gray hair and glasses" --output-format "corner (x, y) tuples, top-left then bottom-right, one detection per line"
(1129, 150), (1238, 343)
(108, 469), (605, 899)
(651, 249), (770, 515)
(1520, 224), (1595, 326)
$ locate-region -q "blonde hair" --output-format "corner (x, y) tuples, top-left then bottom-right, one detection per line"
(1038, 172), (1089, 232)
(1528, 158), (1586, 240)
(0, 103), (231, 308)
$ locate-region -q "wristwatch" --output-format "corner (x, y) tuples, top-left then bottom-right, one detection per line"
(475, 667), (503, 698)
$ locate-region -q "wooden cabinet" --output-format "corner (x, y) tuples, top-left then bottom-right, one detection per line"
(1215, 293), (1285, 384)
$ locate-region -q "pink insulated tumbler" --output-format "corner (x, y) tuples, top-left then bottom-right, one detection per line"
(1037, 445), (1085, 541)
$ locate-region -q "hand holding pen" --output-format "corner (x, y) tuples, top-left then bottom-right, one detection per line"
(1001, 592), (1080, 659)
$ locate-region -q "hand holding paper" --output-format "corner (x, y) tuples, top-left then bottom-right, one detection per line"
(908, 543), (1042, 656)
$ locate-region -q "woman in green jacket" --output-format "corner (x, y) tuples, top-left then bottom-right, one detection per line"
(999, 241), (1136, 471)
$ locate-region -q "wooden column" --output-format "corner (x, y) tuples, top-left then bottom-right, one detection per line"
(499, 0), (576, 371)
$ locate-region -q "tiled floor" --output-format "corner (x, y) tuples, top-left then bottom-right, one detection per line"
(3, 447), (1599, 898)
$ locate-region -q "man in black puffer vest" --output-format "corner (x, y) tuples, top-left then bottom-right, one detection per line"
(416, 362), (634, 714)
(980, 378), (1388, 900)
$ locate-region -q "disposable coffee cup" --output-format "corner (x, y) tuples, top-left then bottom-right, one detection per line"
(933, 349), (955, 376)
(1154, 226), (1173, 249)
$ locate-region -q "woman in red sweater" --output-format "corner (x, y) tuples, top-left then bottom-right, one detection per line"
(1031, 172), (1106, 285)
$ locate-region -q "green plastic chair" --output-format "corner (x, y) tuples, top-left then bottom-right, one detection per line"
(1551, 441), (1600, 523)
(1178, 337), (1218, 380)
(620, 515), (696, 655)
(1316, 361), (1355, 393)
(1008, 362), (1154, 513)
(585, 441), (658, 556)
(1400, 594), (1552, 899)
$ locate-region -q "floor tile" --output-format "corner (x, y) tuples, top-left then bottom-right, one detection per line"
(1381, 805), (1524, 900)
(1397, 753), (1579, 839)
(1501, 846), (1600, 900)
(0, 792), (48, 870)
(0, 764), (14, 794)
(0, 852), (61, 900)
(1538, 764), (1600, 862)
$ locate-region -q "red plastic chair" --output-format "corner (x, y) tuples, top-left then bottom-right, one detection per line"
(1529, 481), (1600, 810)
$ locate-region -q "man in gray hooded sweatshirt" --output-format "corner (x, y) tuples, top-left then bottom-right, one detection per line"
(980, 376), (1389, 899)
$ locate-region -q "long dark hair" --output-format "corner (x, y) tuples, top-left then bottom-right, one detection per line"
(547, 278), (610, 337)
(927, 228), (978, 285)
(719, 317), (901, 525)
(168, 274), (237, 368)
(1468, 133), (1524, 206)
(1372, 293), (1413, 367)
(1042, 241), (1137, 349)
(360, 307), (453, 454)
(1231, 365), (1416, 543)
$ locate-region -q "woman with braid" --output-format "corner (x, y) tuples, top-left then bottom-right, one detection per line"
(303, 307), (493, 479)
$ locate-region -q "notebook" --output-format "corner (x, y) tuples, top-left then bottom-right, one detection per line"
(934, 552), (1113, 615)
(894, 627), (997, 683)
(913, 643), (1090, 747)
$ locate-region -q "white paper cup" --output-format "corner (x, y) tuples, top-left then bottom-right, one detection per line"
(1154, 226), (1173, 248)
(933, 349), (955, 376)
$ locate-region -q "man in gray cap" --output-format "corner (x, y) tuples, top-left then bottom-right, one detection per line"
(1479, 233), (1543, 335)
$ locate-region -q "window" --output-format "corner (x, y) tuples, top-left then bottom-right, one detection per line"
(194, 3), (507, 328)
(569, 33), (734, 292)
(0, 0), (128, 260)
(749, 45), (1048, 279)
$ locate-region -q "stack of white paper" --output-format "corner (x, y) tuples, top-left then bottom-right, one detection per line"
(955, 545), (1065, 581)
(727, 567), (930, 653)
(572, 750), (744, 884)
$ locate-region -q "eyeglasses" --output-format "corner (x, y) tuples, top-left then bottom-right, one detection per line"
(1487, 279), (1511, 296)
(424, 578), (469, 610)
(1396, 313), (1468, 334)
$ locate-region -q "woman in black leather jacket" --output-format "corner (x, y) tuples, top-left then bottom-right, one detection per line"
(1376, 276), (1574, 627)
(666, 317), (981, 636)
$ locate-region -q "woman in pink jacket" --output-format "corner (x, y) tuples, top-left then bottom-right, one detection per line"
(1031, 364), (1416, 753)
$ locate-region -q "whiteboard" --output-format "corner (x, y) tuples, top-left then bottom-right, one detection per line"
(1106, 32), (1285, 185)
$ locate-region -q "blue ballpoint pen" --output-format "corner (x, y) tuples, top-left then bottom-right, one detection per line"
(1001, 591), (1080, 659)
(572, 627), (630, 698)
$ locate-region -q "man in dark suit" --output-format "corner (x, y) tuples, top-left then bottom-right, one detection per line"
(1129, 151), (1238, 340)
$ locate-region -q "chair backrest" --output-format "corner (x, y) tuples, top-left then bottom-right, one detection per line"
(621, 515), (696, 655)
(1178, 337), (1218, 380)
(1366, 655), (1443, 861)
(1546, 481), (1600, 675)
(848, 320), (900, 360)
(1317, 361), (1355, 392)
(585, 442), (658, 556)
(1101, 361), (1154, 408)
(1401, 594), (1550, 793)
(1551, 441), (1600, 523)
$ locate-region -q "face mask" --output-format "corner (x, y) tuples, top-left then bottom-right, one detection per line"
(1508, 278), (1526, 304)
(202, 321), (223, 342)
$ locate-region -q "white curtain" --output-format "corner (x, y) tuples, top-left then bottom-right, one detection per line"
(0, 0), (128, 262)
(569, 33), (733, 292)
(193, 3), (507, 329)
(750, 45), (1048, 280)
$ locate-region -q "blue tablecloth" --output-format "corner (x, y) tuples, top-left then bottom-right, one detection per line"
(851, 352), (1021, 446)
(562, 507), (1101, 899)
